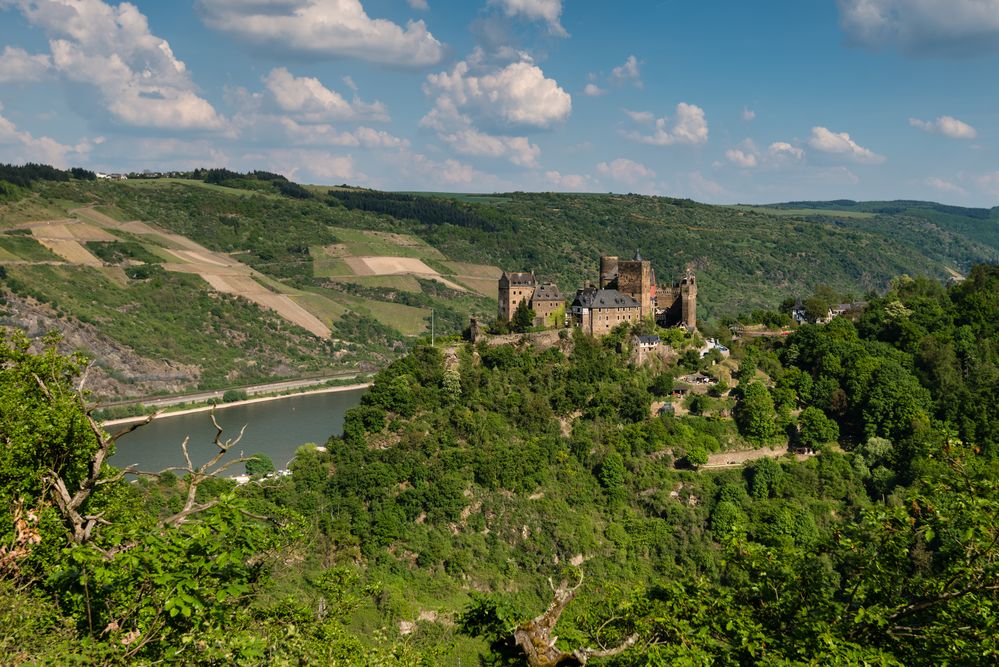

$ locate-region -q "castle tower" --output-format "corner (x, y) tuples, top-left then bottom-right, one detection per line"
(497, 271), (536, 322)
(616, 250), (654, 318)
(680, 269), (697, 330)
(599, 255), (619, 289)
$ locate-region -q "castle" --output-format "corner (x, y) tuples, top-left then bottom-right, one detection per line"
(497, 252), (696, 336)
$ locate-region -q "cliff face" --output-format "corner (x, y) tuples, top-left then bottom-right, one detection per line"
(0, 292), (199, 401)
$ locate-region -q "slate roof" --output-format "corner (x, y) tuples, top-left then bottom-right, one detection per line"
(636, 335), (661, 346)
(572, 288), (641, 310)
(500, 271), (536, 286)
(532, 283), (563, 301)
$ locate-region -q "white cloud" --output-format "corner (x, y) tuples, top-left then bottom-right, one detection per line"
(407, 0), (429, 10)
(838, 0), (999, 56)
(545, 170), (595, 191)
(924, 177), (967, 195)
(278, 117), (409, 149)
(195, 0), (445, 67)
(725, 148), (757, 168)
(260, 149), (360, 183)
(623, 109), (654, 124)
(596, 158), (655, 186)
(689, 171), (726, 199)
(263, 67), (388, 123)
(583, 83), (605, 97)
(768, 141), (805, 161)
(488, 0), (567, 37)
(0, 106), (77, 167)
(4, 0), (223, 130)
(610, 55), (642, 88)
(420, 102), (540, 166)
(977, 172), (999, 198)
(808, 126), (885, 164)
(909, 115), (977, 139)
(742, 107), (756, 121)
(424, 56), (571, 129)
(623, 103), (708, 146)
(0, 45), (51, 82)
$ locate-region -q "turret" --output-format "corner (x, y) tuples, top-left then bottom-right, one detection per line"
(680, 269), (697, 330)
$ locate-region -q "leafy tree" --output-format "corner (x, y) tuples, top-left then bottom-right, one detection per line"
(511, 299), (536, 333)
(798, 406), (839, 449)
(736, 382), (779, 442)
(245, 453), (276, 477)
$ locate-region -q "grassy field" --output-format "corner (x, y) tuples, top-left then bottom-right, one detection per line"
(327, 275), (424, 292)
(0, 194), (76, 227)
(327, 227), (447, 260)
(0, 235), (63, 261)
(341, 295), (429, 335)
(290, 292), (350, 325)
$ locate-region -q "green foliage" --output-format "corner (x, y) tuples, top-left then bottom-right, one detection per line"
(511, 299), (535, 333)
(736, 382), (779, 442)
(245, 453), (276, 477)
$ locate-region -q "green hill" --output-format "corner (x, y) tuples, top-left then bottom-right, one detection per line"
(1, 165), (996, 400)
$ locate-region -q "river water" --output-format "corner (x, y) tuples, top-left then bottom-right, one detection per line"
(109, 388), (367, 474)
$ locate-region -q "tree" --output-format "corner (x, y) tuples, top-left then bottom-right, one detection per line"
(512, 299), (536, 333)
(245, 453), (275, 477)
(798, 406), (839, 449)
(736, 382), (779, 442)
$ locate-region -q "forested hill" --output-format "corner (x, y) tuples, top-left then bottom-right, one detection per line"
(1, 164), (997, 399)
(2, 264), (996, 664)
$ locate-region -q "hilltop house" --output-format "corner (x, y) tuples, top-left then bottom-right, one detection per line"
(497, 272), (566, 327)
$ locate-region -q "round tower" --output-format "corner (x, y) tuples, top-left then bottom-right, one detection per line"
(680, 270), (697, 330)
(599, 255), (619, 288)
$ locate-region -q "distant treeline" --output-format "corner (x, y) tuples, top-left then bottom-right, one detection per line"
(190, 168), (314, 199)
(0, 163), (95, 189)
(327, 190), (498, 232)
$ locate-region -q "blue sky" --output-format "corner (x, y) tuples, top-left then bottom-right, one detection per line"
(1, 0), (998, 205)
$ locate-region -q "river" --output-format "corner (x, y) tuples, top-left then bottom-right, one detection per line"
(109, 387), (367, 474)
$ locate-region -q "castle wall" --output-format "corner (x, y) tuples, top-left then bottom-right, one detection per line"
(498, 283), (535, 321)
(577, 305), (640, 336)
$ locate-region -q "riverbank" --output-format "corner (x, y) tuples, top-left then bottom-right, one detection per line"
(102, 382), (372, 427)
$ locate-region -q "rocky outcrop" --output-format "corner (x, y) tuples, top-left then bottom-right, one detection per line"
(0, 292), (199, 400)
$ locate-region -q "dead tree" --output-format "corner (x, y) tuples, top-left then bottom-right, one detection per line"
(42, 366), (253, 544)
(513, 573), (639, 667)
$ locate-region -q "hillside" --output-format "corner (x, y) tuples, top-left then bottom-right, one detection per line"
(2, 264), (996, 665)
(1, 166), (996, 400)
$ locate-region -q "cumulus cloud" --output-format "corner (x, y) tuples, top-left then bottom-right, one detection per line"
(260, 149), (360, 182)
(3, 0), (223, 130)
(420, 102), (540, 166)
(424, 56), (571, 129)
(583, 83), (605, 97)
(421, 53), (570, 166)
(977, 172), (999, 198)
(909, 115), (977, 139)
(924, 177), (967, 195)
(808, 126), (885, 163)
(596, 158), (655, 186)
(742, 107), (756, 121)
(488, 0), (567, 37)
(768, 141), (805, 161)
(623, 103), (708, 146)
(0, 45), (52, 83)
(623, 109), (654, 124)
(278, 117), (409, 149)
(263, 67), (388, 123)
(725, 148), (757, 168)
(407, 0), (429, 10)
(610, 55), (642, 87)
(0, 105), (78, 167)
(837, 0), (999, 56)
(689, 171), (726, 199)
(195, 0), (445, 66)
(545, 170), (595, 191)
